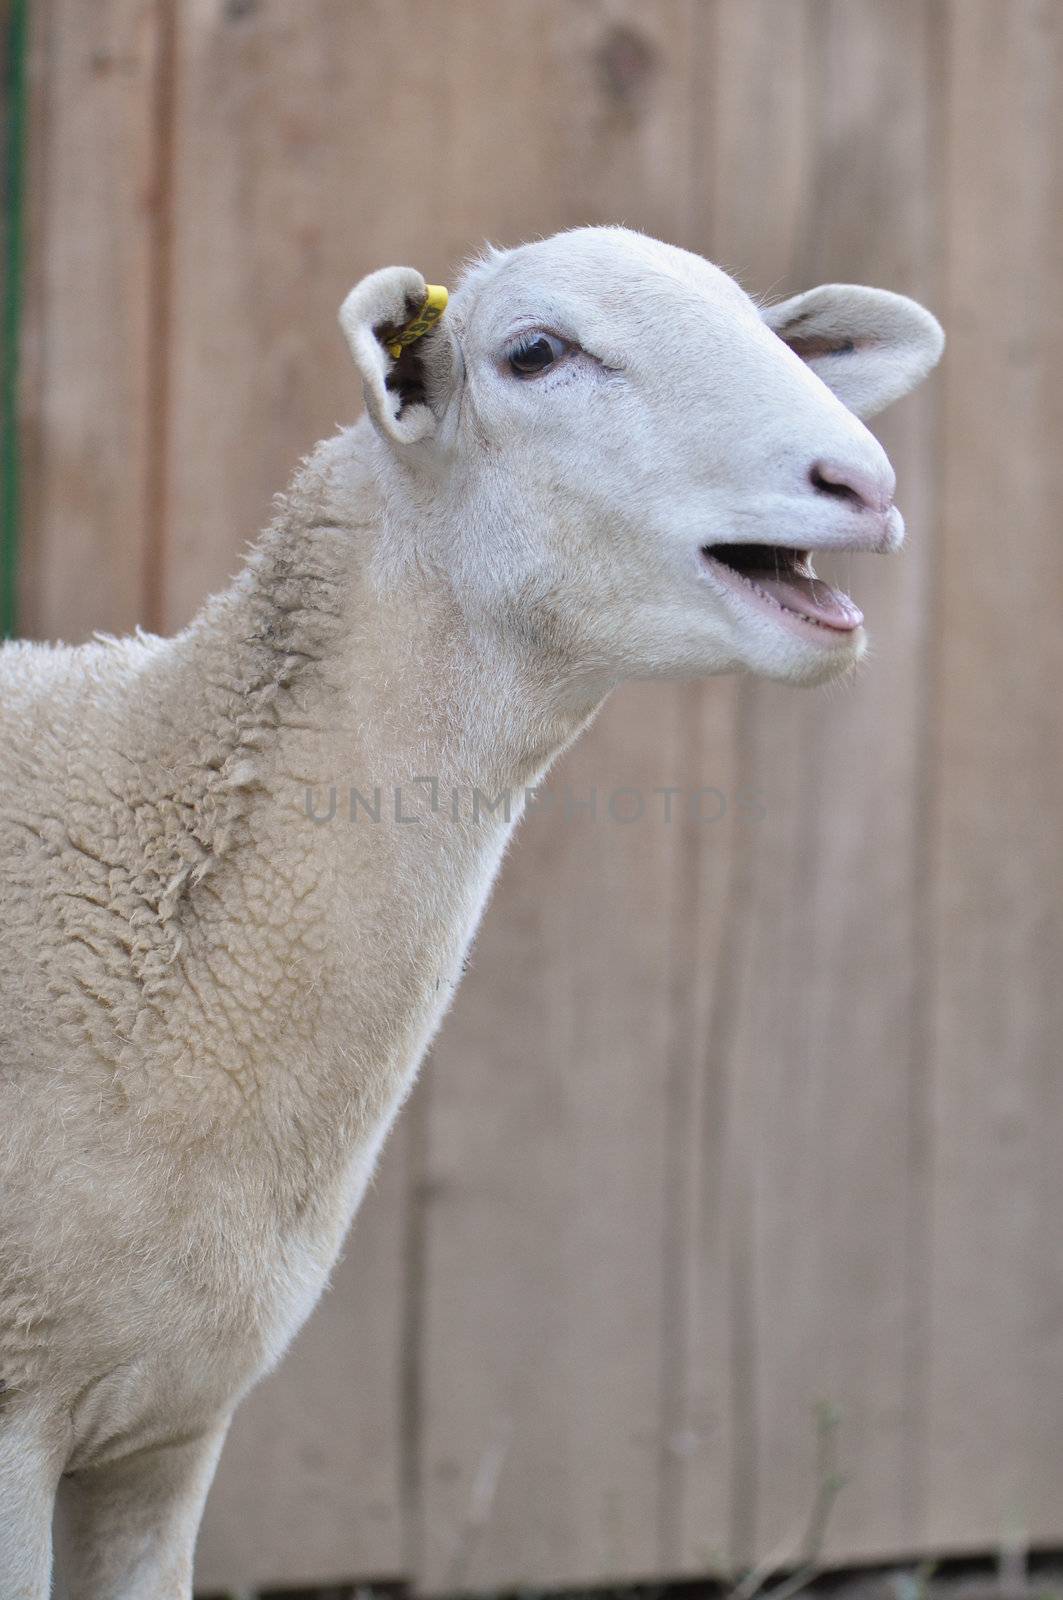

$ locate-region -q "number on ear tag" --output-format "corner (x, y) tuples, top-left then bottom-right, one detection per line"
(386, 285), (449, 359)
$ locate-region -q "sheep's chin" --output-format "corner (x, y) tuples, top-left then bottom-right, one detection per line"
(739, 620), (868, 687)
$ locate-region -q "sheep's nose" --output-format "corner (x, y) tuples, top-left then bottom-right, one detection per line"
(809, 457), (895, 514)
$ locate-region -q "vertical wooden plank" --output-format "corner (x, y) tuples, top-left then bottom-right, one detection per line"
(412, 2), (720, 1590)
(925, 0), (1063, 1550)
(415, 686), (710, 1591)
(168, 2), (453, 1586)
(669, 0), (816, 1574)
(1, 0), (26, 640)
(755, 0), (942, 1562)
(679, 0), (943, 1567)
(17, 0), (161, 643)
(649, 675), (743, 1579)
(162, 0), (458, 632)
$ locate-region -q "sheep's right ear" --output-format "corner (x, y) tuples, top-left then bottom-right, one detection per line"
(339, 267), (458, 447)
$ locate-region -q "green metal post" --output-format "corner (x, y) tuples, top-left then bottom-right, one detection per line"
(1, 0), (28, 639)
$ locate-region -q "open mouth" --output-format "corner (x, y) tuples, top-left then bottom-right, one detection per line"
(700, 543), (864, 634)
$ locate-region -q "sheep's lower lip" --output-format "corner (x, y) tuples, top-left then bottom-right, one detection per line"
(700, 543), (864, 635)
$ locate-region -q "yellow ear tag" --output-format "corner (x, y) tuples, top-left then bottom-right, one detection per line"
(385, 284), (449, 360)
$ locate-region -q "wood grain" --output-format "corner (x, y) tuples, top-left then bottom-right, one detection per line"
(924, 0), (1063, 1553)
(162, 0), (447, 630)
(701, 0), (944, 1567)
(18, 0), (163, 642)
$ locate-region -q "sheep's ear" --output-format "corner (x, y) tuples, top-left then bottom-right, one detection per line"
(762, 284), (944, 418)
(339, 267), (457, 446)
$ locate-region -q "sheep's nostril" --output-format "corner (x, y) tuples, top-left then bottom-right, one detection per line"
(809, 459), (894, 513)
(810, 465), (861, 506)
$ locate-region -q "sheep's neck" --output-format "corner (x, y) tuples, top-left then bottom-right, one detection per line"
(170, 429), (597, 1199)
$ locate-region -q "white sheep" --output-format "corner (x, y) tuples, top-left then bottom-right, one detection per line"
(0, 226), (942, 1599)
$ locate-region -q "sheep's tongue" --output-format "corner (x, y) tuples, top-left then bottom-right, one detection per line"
(751, 567), (864, 631)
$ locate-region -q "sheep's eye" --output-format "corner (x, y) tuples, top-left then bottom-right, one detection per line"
(507, 333), (567, 376)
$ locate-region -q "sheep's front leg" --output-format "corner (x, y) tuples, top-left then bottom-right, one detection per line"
(0, 1411), (63, 1600)
(55, 1422), (229, 1600)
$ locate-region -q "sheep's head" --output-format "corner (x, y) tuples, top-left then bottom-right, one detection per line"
(340, 227), (943, 692)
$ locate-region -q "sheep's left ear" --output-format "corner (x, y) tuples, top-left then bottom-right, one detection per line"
(762, 284), (944, 418)
(339, 267), (459, 446)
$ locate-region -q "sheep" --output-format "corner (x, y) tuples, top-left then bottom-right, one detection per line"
(0, 226), (943, 1599)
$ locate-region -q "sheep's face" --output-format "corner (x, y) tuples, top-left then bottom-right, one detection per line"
(341, 228), (943, 691)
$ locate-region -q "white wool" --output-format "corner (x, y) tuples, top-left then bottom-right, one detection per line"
(0, 226), (942, 1596)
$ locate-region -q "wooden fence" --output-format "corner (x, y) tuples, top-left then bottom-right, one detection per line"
(6, 0), (1063, 1593)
